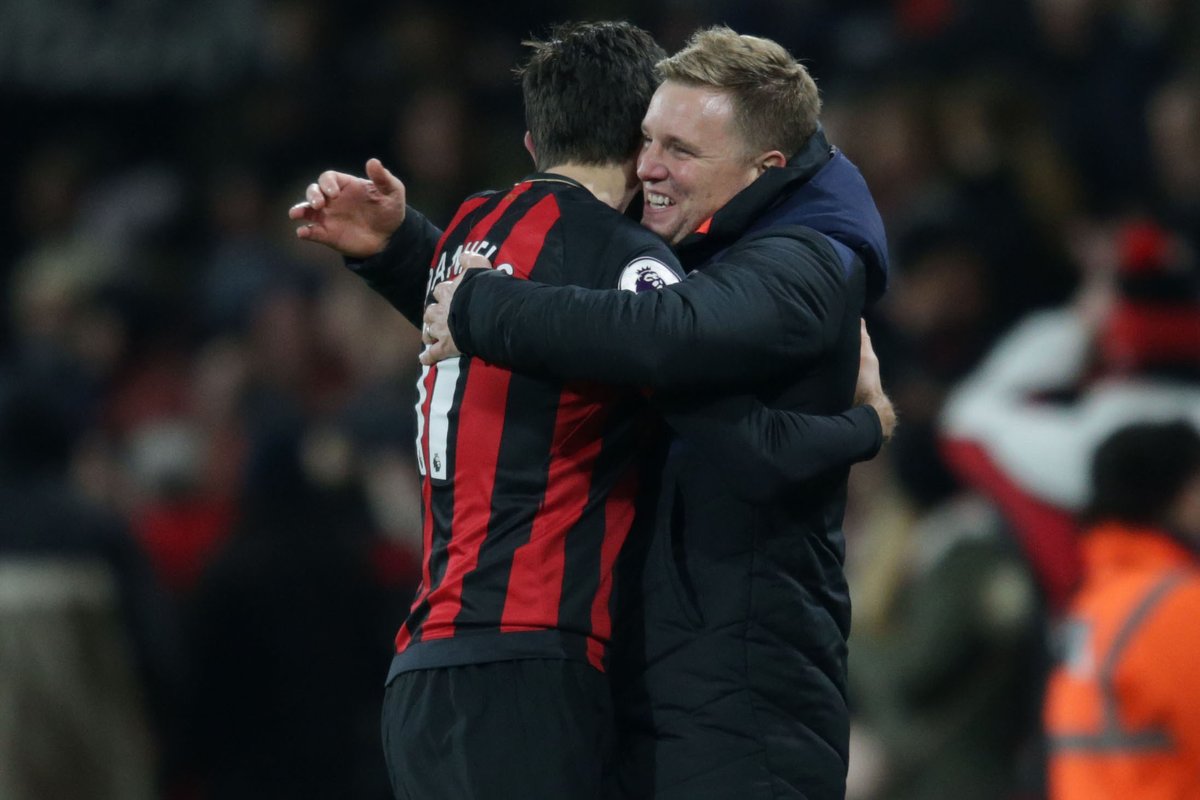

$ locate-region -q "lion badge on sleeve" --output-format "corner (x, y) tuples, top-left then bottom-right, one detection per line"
(618, 258), (681, 293)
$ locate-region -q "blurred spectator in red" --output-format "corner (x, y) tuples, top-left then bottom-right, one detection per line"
(126, 417), (237, 596)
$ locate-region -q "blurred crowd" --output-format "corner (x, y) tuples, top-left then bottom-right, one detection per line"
(1, 0), (1198, 798)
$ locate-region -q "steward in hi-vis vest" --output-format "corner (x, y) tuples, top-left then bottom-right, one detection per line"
(1044, 421), (1200, 800)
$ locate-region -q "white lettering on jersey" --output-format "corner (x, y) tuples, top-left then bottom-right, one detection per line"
(618, 257), (680, 293)
(427, 240), (500, 296)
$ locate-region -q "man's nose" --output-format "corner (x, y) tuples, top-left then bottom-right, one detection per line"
(637, 145), (667, 183)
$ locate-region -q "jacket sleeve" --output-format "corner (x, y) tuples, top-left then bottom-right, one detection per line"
(659, 396), (882, 503)
(344, 207), (442, 328)
(448, 228), (847, 390)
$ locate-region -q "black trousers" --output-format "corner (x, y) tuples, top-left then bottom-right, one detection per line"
(381, 658), (614, 800)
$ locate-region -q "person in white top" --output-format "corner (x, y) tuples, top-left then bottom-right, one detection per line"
(940, 219), (1200, 610)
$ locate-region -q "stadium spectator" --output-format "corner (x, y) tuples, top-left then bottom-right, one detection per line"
(0, 380), (180, 800)
(1044, 419), (1200, 800)
(940, 218), (1200, 610)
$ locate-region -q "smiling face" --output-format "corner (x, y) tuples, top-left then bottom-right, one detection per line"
(637, 81), (773, 245)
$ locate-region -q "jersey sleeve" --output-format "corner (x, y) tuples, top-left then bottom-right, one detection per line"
(344, 206), (443, 328)
(447, 229), (846, 391)
(657, 395), (882, 503)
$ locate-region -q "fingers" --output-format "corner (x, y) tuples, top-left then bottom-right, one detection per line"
(419, 340), (454, 366)
(295, 223), (326, 243)
(291, 170), (347, 240)
(423, 297), (450, 339)
(460, 252), (492, 271)
(852, 320), (895, 440)
(366, 158), (401, 195)
(290, 200), (324, 241)
(300, 171), (349, 214)
(860, 337), (878, 363)
(420, 307), (446, 345)
(297, 168), (358, 216)
(432, 281), (455, 304)
(318, 170), (344, 200)
(288, 201), (312, 221)
(858, 318), (878, 362)
(874, 393), (898, 442)
(299, 182), (322, 211)
(418, 299), (457, 366)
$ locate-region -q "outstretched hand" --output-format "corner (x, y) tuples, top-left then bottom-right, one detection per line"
(854, 320), (897, 441)
(419, 252), (494, 366)
(289, 158), (407, 259)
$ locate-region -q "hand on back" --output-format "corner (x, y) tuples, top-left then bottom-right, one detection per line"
(855, 320), (896, 441)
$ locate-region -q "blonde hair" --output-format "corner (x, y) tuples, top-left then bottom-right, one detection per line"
(658, 27), (821, 158)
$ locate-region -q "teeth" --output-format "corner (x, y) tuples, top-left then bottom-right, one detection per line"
(646, 192), (674, 209)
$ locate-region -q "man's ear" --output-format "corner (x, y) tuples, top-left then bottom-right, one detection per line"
(524, 132), (537, 165)
(757, 150), (787, 174)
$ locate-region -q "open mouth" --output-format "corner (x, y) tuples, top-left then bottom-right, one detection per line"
(645, 191), (675, 210)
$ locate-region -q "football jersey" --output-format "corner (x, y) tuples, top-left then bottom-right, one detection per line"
(389, 174), (681, 679)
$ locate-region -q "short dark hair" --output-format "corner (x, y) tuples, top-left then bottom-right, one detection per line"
(1085, 420), (1200, 527)
(517, 21), (665, 170)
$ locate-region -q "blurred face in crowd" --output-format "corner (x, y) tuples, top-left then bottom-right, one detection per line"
(637, 81), (782, 244)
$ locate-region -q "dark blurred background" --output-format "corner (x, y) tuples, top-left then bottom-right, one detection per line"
(1, 1), (1197, 798)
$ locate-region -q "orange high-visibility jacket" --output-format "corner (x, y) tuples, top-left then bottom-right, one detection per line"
(1045, 524), (1200, 800)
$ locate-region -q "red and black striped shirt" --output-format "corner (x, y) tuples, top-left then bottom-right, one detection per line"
(388, 174), (681, 678)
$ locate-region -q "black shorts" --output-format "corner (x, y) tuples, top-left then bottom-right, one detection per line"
(381, 658), (614, 800)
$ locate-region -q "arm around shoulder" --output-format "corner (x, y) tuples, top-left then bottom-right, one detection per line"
(448, 231), (849, 390)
